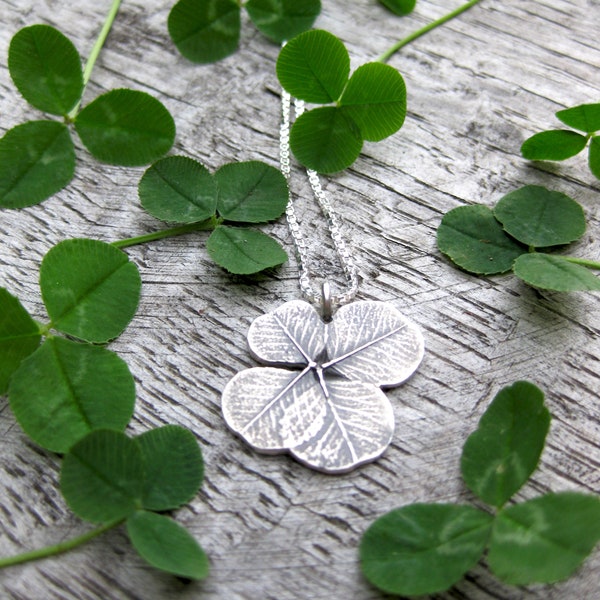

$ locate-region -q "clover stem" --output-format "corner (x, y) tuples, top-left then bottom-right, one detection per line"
(111, 218), (219, 249)
(563, 256), (600, 270)
(67, 0), (123, 120)
(376, 0), (483, 63)
(35, 320), (52, 336)
(0, 518), (123, 569)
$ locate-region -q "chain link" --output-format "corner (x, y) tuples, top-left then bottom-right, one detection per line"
(280, 89), (359, 308)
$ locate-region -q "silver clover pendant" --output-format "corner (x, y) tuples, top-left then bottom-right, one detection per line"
(222, 300), (425, 474)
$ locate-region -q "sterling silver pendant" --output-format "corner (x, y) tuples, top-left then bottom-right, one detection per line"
(222, 299), (424, 473)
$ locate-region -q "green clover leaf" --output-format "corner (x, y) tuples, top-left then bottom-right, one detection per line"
(207, 225), (287, 274)
(168, 0), (242, 63)
(215, 161), (289, 223)
(494, 185), (586, 247)
(437, 204), (525, 275)
(126, 511), (209, 579)
(379, 0), (417, 16)
(461, 381), (550, 508)
(0, 121), (75, 209)
(360, 504), (493, 596)
(489, 493), (600, 585)
(8, 24), (83, 116)
(40, 239), (142, 343)
(0, 288), (42, 394)
(139, 156), (218, 223)
(75, 89), (175, 166)
(9, 338), (135, 453)
(246, 0), (321, 43)
(61, 430), (146, 522)
(136, 426), (204, 511)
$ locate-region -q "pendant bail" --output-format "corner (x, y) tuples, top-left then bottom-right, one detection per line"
(321, 281), (333, 322)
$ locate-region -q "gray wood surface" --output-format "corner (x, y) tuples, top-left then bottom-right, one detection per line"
(1, 0), (599, 598)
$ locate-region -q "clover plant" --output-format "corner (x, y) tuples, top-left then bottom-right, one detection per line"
(0, 241), (207, 579)
(0, 0), (175, 208)
(275, 0), (483, 172)
(437, 185), (600, 292)
(112, 156), (290, 275)
(360, 381), (600, 596)
(276, 30), (407, 173)
(521, 102), (600, 180)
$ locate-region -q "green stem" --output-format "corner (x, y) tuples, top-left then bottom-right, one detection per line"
(111, 218), (218, 249)
(35, 320), (52, 336)
(563, 256), (600, 270)
(67, 0), (123, 120)
(376, 0), (484, 63)
(0, 519), (122, 569)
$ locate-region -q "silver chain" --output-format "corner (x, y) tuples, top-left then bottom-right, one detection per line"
(279, 89), (359, 308)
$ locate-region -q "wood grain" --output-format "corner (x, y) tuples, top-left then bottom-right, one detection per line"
(1, 0), (599, 598)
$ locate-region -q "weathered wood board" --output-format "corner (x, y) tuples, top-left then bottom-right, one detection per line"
(0, 0), (599, 598)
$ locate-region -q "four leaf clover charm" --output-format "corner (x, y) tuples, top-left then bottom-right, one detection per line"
(222, 300), (424, 473)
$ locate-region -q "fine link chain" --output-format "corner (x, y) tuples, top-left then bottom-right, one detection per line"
(279, 89), (359, 308)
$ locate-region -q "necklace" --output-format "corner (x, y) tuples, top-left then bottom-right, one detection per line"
(221, 90), (425, 474)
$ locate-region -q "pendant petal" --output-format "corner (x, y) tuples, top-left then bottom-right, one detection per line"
(326, 301), (424, 387)
(291, 379), (395, 473)
(222, 366), (327, 452)
(248, 300), (326, 365)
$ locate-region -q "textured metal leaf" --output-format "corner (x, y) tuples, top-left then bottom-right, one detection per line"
(326, 301), (424, 387)
(221, 299), (424, 473)
(248, 300), (325, 365)
(291, 379), (394, 473)
(222, 367), (327, 451)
